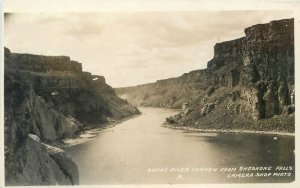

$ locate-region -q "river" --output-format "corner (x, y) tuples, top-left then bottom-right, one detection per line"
(66, 107), (295, 184)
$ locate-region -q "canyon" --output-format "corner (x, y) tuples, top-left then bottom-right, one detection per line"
(116, 18), (295, 133)
(4, 18), (295, 185)
(4, 48), (139, 185)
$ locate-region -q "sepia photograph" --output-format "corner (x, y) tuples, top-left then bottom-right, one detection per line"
(1, 0), (299, 187)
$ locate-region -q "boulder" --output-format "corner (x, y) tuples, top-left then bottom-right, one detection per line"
(174, 113), (183, 121)
(5, 134), (78, 185)
(42, 142), (79, 185)
(183, 107), (192, 116)
(182, 102), (189, 111)
(200, 103), (215, 117)
(166, 117), (175, 124)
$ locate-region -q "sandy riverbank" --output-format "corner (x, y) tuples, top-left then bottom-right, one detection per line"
(162, 124), (295, 136)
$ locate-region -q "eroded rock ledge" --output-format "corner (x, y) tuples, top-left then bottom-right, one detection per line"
(116, 18), (294, 132)
(5, 48), (140, 185)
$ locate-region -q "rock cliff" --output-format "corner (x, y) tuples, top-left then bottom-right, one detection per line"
(117, 69), (209, 108)
(4, 48), (140, 185)
(116, 18), (294, 132)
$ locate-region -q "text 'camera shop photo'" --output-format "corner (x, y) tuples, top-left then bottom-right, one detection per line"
(3, 10), (295, 186)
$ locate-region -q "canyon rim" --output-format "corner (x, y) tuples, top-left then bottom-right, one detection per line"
(2, 9), (297, 186)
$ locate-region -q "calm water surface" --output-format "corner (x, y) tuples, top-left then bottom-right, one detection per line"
(66, 107), (295, 184)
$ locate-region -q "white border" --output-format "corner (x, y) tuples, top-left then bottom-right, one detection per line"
(1, 0), (299, 188)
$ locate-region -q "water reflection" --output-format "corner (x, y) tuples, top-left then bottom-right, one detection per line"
(66, 107), (295, 184)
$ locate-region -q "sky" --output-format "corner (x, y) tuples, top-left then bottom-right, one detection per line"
(4, 11), (293, 87)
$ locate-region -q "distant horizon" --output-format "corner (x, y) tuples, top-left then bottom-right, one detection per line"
(4, 12), (293, 87)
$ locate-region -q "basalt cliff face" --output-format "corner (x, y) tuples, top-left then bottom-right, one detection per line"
(4, 48), (139, 185)
(116, 18), (294, 132)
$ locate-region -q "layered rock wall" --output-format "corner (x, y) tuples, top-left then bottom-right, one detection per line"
(5, 48), (139, 185)
(116, 69), (209, 108)
(116, 19), (294, 129)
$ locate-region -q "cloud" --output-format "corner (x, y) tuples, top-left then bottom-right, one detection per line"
(4, 11), (293, 87)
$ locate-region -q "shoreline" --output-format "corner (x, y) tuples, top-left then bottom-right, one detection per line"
(61, 114), (141, 148)
(60, 108), (294, 149)
(162, 124), (295, 136)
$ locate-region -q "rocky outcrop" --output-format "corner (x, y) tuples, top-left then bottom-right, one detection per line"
(42, 139), (79, 185)
(117, 18), (294, 132)
(5, 48), (140, 185)
(5, 134), (78, 185)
